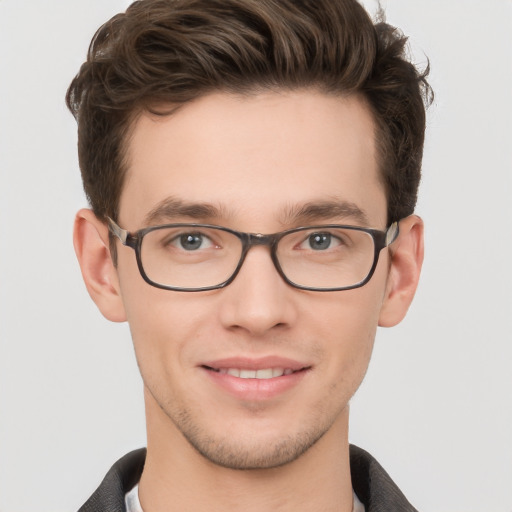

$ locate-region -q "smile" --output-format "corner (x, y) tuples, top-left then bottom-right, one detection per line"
(205, 367), (298, 379)
(201, 357), (311, 400)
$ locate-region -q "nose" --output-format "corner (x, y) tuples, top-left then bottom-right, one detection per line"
(218, 245), (298, 337)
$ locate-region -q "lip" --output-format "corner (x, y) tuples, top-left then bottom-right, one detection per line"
(200, 356), (311, 401)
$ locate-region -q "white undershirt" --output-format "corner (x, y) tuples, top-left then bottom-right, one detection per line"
(125, 483), (365, 512)
(125, 483), (143, 512)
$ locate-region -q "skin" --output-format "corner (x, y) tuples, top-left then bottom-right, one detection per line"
(74, 90), (424, 512)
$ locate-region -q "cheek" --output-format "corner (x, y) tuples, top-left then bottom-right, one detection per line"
(328, 301), (377, 373)
(315, 275), (385, 342)
(312, 278), (386, 383)
(115, 257), (204, 369)
(123, 291), (213, 410)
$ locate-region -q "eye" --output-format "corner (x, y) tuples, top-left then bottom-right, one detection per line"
(302, 232), (342, 251)
(172, 232), (214, 251)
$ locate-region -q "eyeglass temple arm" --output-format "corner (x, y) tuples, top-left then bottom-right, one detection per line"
(386, 221), (399, 246)
(107, 217), (129, 245)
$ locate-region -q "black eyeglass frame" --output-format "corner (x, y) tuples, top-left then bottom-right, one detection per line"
(107, 217), (399, 292)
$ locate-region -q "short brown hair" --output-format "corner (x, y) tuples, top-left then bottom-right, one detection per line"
(66, 0), (432, 225)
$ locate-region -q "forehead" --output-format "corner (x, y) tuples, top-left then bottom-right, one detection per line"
(120, 90), (386, 229)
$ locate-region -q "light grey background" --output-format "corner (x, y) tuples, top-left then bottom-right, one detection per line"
(0, 1), (511, 511)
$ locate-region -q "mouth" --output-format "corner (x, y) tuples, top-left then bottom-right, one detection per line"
(200, 357), (311, 400)
(202, 366), (307, 379)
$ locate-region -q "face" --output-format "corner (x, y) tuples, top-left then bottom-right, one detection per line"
(114, 91), (390, 469)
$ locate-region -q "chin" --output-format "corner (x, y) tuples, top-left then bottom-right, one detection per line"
(184, 431), (326, 470)
(171, 405), (339, 470)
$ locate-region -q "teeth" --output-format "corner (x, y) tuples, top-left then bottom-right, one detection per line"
(256, 368), (273, 379)
(219, 367), (294, 379)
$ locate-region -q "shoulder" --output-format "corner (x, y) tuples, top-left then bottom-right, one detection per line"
(78, 449), (146, 512)
(349, 445), (418, 512)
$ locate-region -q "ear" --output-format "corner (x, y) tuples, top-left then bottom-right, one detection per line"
(73, 209), (127, 322)
(378, 215), (424, 327)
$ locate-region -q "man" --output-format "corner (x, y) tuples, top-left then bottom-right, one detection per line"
(67, 0), (431, 510)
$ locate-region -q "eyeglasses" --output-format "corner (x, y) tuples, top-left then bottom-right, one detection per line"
(107, 218), (399, 292)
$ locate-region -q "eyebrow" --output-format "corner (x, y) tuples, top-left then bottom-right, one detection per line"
(144, 197), (227, 225)
(281, 200), (370, 226)
(143, 196), (369, 227)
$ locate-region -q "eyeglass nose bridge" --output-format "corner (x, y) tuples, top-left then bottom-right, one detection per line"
(231, 232), (286, 284)
(246, 232), (278, 246)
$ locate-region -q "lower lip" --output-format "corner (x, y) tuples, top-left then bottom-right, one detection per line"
(202, 367), (309, 401)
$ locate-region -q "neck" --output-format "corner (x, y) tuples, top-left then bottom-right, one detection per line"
(138, 391), (354, 512)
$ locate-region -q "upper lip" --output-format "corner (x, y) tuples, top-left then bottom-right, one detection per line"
(201, 356), (310, 371)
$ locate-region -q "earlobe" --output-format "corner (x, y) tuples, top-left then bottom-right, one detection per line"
(73, 209), (127, 322)
(378, 215), (424, 327)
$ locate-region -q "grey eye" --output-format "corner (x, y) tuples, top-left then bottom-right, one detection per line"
(307, 233), (333, 250)
(175, 233), (212, 251)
